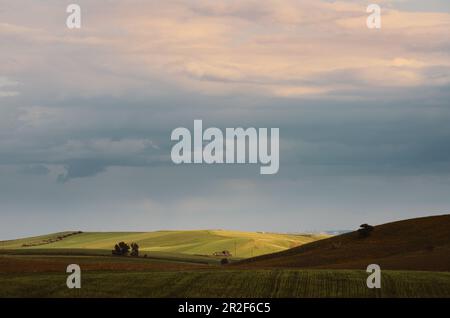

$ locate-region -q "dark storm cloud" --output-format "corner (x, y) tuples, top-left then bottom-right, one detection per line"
(2, 85), (449, 181)
(57, 159), (107, 183)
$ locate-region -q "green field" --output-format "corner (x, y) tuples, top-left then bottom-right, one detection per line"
(1, 218), (448, 298)
(1, 269), (449, 298)
(0, 230), (326, 258)
(0, 253), (448, 298)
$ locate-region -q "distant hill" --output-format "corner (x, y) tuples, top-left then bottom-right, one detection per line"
(236, 215), (450, 271)
(0, 230), (328, 258)
(323, 230), (351, 235)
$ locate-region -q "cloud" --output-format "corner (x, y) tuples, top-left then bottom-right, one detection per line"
(57, 159), (107, 183)
(0, 0), (449, 236)
(18, 164), (50, 176)
(48, 138), (163, 181)
(0, 76), (19, 97)
(1, 1), (449, 99)
(52, 138), (159, 160)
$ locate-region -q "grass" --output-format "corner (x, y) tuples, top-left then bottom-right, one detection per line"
(1, 216), (449, 298)
(0, 230), (327, 258)
(0, 269), (448, 298)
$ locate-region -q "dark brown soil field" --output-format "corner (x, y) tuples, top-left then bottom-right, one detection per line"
(0, 255), (210, 273)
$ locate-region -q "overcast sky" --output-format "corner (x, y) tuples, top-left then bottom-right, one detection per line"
(1, 0), (449, 239)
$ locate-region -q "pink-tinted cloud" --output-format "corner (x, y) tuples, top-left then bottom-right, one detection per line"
(1, 0), (449, 98)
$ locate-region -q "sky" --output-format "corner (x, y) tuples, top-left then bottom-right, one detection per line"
(0, 0), (449, 239)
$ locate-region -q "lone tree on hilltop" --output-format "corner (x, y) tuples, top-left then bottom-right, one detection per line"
(112, 241), (130, 256)
(357, 224), (374, 238)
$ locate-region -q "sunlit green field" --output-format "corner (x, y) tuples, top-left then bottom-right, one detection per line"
(1, 269), (449, 298)
(0, 230), (327, 258)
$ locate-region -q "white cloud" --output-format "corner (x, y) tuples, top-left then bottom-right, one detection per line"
(0, 76), (19, 97)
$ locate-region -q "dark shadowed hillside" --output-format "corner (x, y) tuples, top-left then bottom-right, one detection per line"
(236, 215), (450, 271)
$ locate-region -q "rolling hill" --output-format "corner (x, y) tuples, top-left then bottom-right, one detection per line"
(0, 230), (327, 258)
(1, 217), (449, 298)
(236, 214), (450, 271)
